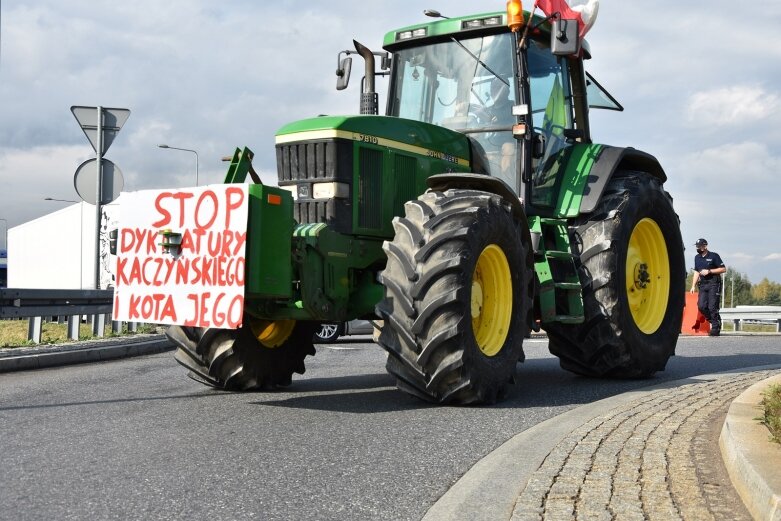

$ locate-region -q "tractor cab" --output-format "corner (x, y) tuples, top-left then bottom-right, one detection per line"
(341, 8), (621, 210)
(382, 11), (615, 204)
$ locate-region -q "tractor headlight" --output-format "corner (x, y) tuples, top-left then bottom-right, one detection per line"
(313, 182), (349, 199)
(397, 28), (427, 41)
(279, 182), (349, 200)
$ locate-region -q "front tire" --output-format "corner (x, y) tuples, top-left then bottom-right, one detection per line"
(376, 189), (533, 404)
(168, 318), (317, 390)
(545, 171), (685, 377)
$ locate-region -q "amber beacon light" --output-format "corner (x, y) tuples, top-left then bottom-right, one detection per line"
(506, 0), (524, 32)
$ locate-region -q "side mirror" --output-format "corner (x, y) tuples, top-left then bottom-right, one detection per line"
(551, 18), (580, 55)
(379, 53), (391, 71)
(532, 133), (546, 159)
(336, 56), (352, 91)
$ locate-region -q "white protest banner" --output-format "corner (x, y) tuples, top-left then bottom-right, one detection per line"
(113, 184), (249, 328)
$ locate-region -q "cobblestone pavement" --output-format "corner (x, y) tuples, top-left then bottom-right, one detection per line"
(510, 370), (776, 521)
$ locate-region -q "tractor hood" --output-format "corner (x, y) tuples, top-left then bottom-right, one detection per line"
(274, 115), (473, 239)
(275, 115), (472, 166)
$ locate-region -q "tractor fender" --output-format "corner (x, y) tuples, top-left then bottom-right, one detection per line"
(425, 173), (535, 271)
(580, 146), (668, 214)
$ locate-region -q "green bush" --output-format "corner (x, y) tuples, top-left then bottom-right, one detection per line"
(760, 383), (781, 445)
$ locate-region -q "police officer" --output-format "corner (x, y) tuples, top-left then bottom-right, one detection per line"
(689, 238), (727, 336)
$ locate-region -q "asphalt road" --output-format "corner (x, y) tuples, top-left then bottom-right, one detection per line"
(1, 335), (780, 521)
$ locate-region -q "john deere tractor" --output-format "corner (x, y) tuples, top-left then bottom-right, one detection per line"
(164, 4), (685, 404)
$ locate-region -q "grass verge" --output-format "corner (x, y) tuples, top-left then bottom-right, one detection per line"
(760, 383), (781, 445)
(0, 320), (159, 348)
(722, 322), (779, 333)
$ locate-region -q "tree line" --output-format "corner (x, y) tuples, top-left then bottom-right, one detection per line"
(685, 272), (781, 307)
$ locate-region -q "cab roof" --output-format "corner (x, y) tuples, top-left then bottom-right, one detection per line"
(384, 11), (537, 49)
(383, 9), (590, 57)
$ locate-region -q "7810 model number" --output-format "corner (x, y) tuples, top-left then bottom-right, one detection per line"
(356, 133), (379, 144)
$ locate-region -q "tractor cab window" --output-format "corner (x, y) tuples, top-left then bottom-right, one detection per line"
(389, 33), (519, 191)
(585, 72), (623, 111)
(528, 40), (574, 176)
(527, 39), (576, 208)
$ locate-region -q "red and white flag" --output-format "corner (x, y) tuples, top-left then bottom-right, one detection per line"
(535, 0), (599, 38)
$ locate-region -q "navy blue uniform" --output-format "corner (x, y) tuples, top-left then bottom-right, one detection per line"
(693, 251), (725, 334)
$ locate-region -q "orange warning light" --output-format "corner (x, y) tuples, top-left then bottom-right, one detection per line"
(507, 0), (524, 32)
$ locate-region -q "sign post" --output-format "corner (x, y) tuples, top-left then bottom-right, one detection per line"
(95, 106), (103, 290)
(71, 105), (130, 289)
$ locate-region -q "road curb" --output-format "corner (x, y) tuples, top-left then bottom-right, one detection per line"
(0, 335), (174, 373)
(720, 373), (781, 521)
(422, 364), (781, 521)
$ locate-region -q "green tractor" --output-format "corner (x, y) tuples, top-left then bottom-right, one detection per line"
(165, 5), (685, 404)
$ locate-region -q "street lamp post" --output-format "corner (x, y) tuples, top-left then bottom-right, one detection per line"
(731, 273), (735, 307)
(0, 218), (6, 289)
(158, 144), (199, 186)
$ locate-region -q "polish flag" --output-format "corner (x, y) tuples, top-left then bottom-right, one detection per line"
(535, 0), (599, 38)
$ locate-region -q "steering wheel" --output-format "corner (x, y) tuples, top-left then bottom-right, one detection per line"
(466, 103), (489, 123)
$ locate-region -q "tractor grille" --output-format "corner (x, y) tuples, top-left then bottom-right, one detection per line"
(358, 148), (383, 230)
(276, 139), (353, 233)
(277, 141), (339, 182)
(393, 154), (418, 216)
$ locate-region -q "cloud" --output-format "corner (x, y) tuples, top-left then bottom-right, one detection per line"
(763, 253), (781, 261)
(0, 145), (91, 224)
(730, 252), (756, 264)
(686, 85), (780, 128)
(675, 141), (781, 190)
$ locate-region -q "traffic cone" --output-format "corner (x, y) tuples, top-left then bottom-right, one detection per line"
(682, 292), (710, 335)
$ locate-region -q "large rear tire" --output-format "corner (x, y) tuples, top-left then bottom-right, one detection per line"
(376, 189), (533, 404)
(168, 319), (317, 390)
(545, 171), (685, 377)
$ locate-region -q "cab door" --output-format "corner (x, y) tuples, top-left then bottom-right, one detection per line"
(525, 39), (578, 210)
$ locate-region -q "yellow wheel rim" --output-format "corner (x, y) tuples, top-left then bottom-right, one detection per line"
(471, 244), (513, 357)
(626, 218), (670, 334)
(249, 319), (296, 348)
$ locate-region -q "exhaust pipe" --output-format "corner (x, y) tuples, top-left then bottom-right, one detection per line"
(354, 40), (378, 115)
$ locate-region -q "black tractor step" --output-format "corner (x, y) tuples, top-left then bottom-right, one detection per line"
(554, 282), (582, 290)
(545, 250), (575, 260)
(552, 314), (585, 324)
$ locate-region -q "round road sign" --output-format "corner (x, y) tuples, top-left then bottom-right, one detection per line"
(74, 158), (124, 205)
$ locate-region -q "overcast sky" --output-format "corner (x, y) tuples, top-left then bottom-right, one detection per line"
(1, 1), (780, 283)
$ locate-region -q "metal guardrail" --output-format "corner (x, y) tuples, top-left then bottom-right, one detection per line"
(4, 289), (779, 343)
(719, 306), (781, 332)
(0, 289), (113, 318)
(0, 288), (138, 343)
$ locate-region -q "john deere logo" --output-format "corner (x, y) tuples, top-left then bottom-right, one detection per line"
(297, 184), (310, 199)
